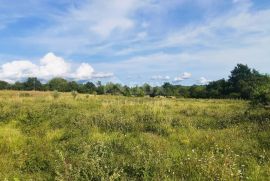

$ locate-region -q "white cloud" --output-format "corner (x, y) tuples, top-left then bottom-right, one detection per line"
(91, 3), (270, 84)
(199, 77), (211, 84)
(0, 60), (37, 82)
(73, 63), (94, 80)
(46, 0), (145, 38)
(113, 2), (270, 57)
(181, 72), (192, 79)
(151, 75), (170, 80)
(39, 52), (70, 79)
(17, 0), (156, 57)
(174, 72), (192, 82)
(0, 53), (113, 83)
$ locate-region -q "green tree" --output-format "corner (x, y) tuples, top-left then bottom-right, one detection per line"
(0, 80), (9, 90)
(206, 79), (229, 98)
(142, 83), (152, 95)
(48, 78), (68, 92)
(178, 86), (190, 98)
(228, 64), (259, 99)
(105, 83), (122, 95)
(23, 77), (42, 91)
(67, 81), (79, 92)
(131, 86), (145, 97)
(121, 86), (131, 96)
(251, 77), (270, 106)
(96, 81), (105, 95)
(149, 86), (162, 97)
(12, 81), (24, 90)
(189, 85), (207, 98)
(83, 82), (96, 93)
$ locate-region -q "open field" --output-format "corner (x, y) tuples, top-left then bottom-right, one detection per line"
(0, 91), (270, 180)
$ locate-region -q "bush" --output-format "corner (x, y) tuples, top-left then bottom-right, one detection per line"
(251, 84), (270, 106)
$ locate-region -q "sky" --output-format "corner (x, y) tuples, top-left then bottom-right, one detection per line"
(0, 0), (270, 85)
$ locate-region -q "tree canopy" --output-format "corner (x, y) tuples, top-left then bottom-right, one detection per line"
(0, 64), (269, 105)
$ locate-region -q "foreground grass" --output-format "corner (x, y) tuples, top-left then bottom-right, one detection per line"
(0, 91), (269, 180)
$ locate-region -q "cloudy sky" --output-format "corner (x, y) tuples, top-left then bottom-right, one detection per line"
(0, 0), (269, 85)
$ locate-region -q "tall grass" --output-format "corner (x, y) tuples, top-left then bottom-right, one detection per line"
(0, 91), (269, 180)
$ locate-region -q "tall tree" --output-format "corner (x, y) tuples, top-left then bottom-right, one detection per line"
(83, 82), (96, 93)
(23, 77), (42, 91)
(229, 64), (262, 99)
(48, 78), (68, 92)
(0, 81), (9, 90)
(67, 81), (79, 91)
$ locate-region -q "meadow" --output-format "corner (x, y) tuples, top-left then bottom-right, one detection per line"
(0, 91), (269, 180)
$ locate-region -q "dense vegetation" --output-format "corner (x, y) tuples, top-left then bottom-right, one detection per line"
(0, 64), (269, 105)
(0, 91), (270, 180)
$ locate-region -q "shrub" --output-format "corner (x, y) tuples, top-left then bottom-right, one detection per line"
(251, 84), (270, 106)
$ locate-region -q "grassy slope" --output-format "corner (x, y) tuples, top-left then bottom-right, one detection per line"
(0, 91), (269, 180)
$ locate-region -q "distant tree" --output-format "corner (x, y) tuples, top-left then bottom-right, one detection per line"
(12, 81), (24, 90)
(96, 81), (102, 87)
(105, 83), (122, 95)
(96, 81), (105, 95)
(48, 78), (68, 92)
(122, 86), (131, 96)
(206, 79), (229, 98)
(0, 63), (268, 101)
(132, 86), (145, 97)
(162, 82), (175, 96)
(189, 85), (207, 98)
(149, 86), (162, 97)
(0, 80), (9, 90)
(228, 64), (260, 99)
(83, 82), (96, 93)
(178, 86), (190, 98)
(142, 83), (152, 95)
(23, 77), (42, 91)
(67, 81), (79, 92)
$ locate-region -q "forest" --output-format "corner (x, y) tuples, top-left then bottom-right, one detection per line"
(0, 64), (269, 106)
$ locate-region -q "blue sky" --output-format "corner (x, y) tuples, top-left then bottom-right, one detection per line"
(0, 0), (270, 85)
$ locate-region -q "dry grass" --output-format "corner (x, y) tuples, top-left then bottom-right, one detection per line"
(0, 91), (269, 180)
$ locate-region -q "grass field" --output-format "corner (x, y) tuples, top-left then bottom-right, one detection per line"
(0, 91), (269, 180)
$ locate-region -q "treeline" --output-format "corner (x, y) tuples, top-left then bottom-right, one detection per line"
(0, 64), (269, 103)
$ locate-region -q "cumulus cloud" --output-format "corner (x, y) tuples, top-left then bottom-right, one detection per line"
(39, 52), (70, 79)
(199, 77), (211, 84)
(0, 60), (38, 82)
(151, 75), (170, 81)
(174, 72), (192, 82)
(73, 63), (94, 80)
(0, 52), (113, 83)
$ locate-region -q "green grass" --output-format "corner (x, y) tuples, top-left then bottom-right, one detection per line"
(0, 90), (269, 180)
